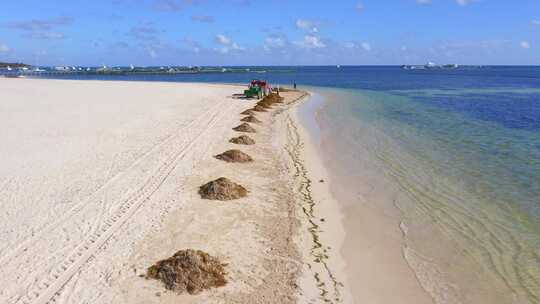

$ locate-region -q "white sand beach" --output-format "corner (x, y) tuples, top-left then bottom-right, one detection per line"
(0, 79), (255, 303)
(0, 79), (348, 303)
(0, 78), (435, 304)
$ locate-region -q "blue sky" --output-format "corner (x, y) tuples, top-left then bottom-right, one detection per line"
(0, 0), (538, 66)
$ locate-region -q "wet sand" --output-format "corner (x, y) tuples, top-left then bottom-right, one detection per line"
(296, 91), (435, 304)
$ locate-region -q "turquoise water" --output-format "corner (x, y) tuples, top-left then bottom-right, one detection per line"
(311, 87), (540, 304)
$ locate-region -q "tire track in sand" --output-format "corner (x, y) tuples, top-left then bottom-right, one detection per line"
(9, 100), (233, 304)
(0, 100), (225, 267)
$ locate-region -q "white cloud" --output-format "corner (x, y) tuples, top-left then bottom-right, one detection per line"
(218, 44), (244, 53)
(149, 49), (157, 58)
(361, 42), (372, 51)
(215, 34), (244, 53)
(295, 35), (325, 49)
(356, 2), (364, 11)
(296, 19), (319, 33)
(401, 45), (408, 51)
(520, 41), (530, 49)
(215, 34), (231, 45)
(0, 43), (10, 52)
(531, 20), (540, 26)
(416, 0), (432, 5)
(342, 41), (371, 51)
(230, 43), (243, 50)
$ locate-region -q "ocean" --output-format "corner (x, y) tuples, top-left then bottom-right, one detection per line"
(34, 66), (540, 303)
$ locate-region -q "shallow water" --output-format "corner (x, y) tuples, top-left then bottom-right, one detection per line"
(307, 86), (540, 304)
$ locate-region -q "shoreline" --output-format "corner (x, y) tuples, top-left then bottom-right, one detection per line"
(295, 89), (436, 304)
(300, 86), (539, 304)
(275, 93), (353, 303)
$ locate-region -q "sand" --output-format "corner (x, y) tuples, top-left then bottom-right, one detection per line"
(0, 79), (345, 304)
(0, 79), (279, 303)
(0, 78), (430, 304)
(294, 92), (434, 303)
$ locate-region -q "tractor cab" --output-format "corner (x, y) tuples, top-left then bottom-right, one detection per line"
(243, 79), (268, 99)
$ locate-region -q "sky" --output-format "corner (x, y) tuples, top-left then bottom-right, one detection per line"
(0, 0), (538, 66)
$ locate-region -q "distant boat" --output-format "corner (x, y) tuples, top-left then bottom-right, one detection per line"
(337, 65), (341, 68)
(443, 64), (459, 69)
(7, 66), (12, 71)
(402, 62), (459, 70)
(130, 64), (135, 70)
(401, 64), (426, 70)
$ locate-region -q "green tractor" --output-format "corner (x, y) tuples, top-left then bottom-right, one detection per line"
(243, 79), (267, 99)
(243, 86), (261, 98)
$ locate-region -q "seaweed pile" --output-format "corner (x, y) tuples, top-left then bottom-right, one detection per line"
(229, 135), (256, 145)
(256, 93), (284, 109)
(240, 109), (255, 115)
(147, 249), (227, 295)
(199, 177), (248, 200)
(232, 123), (256, 133)
(252, 105), (268, 112)
(215, 150), (253, 163)
(240, 115), (261, 123)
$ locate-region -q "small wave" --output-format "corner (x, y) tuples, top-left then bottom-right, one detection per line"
(399, 221), (409, 236)
(403, 246), (463, 304)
